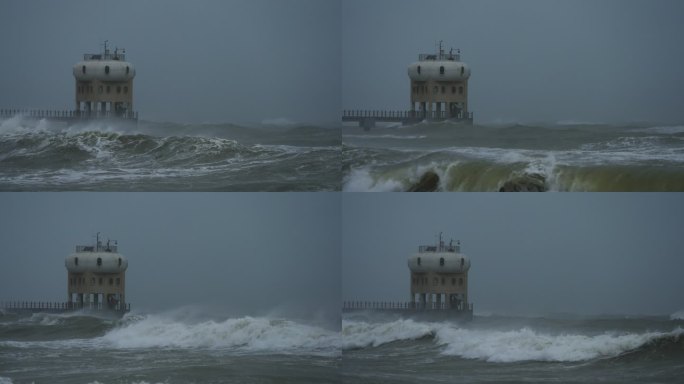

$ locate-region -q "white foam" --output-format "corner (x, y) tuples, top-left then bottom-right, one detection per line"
(98, 315), (339, 355)
(342, 319), (684, 363)
(437, 326), (682, 362)
(342, 168), (404, 192)
(342, 319), (434, 349)
(671, 310), (684, 320)
(0, 376), (14, 384)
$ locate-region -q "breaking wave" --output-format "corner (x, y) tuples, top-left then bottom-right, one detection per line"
(671, 310), (684, 321)
(1, 314), (340, 356)
(342, 149), (684, 192)
(99, 314), (339, 355)
(0, 116), (340, 190)
(342, 319), (684, 363)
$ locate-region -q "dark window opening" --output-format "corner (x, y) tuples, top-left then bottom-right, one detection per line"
(441, 277), (445, 285)
(439, 66), (445, 75)
(105, 65), (110, 75)
(74, 257), (79, 266)
(97, 257), (102, 266)
(459, 86), (464, 95)
(82, 65), (86, 74)
(126, 66), (130, 74)
(116, 278), (120, 286)
(460, 258), (464, 267)
(439, 257), (445, 266)
(417, 257), (421, 266)
(459, 278), (464, 286)
(460, 66), (464, 75)
(123, 86), (128, 94)
(441, 86), (445, 94)
(417, 65), (421, 74)
(118, 258), (122, 266)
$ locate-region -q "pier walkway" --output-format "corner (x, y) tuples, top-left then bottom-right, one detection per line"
(1, 301), (130, 315)
(0, 109), (138, 123)
(342, 110), (473, 130)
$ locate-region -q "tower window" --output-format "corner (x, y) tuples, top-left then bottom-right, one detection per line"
(105, 65), (110, 75)
(433, 277), (438, 286)
(118, 258), (122, 267)
(441, 86), (445, 94)
(461, 258), (464, 267)
(439, 66), (445, 75)
(459, 278), (464, 286)
(74, 257), (79, 266)
(126, 66), (130, 75)
(123, 86), (128, 94)
(433, 86), (438, 94)
(97, 257), (102, 266)
(109, 278), (113, 286)
(459, 86), (464, 95)
(452, 86), (456, 94)
(417, 257), (421, 266)
(439, 257), (444, 266)
(98, 86), (103, 94)
(82, 65), (86, 74)
(460, 66), (464, 75)
(417, 65), (421, 74)
(116, 278), (120, 286)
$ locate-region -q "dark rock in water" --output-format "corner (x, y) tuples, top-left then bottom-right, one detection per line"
(408, 171), (440, 192)
(498, 173), (547, 192)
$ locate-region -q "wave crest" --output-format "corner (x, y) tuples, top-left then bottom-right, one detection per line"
(342, 319), (684, 363)
(100, 315), (340, 355)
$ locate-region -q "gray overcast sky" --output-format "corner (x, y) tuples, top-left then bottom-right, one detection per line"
(0, 0), (341, 125)
(342, 193), (684, 316)
(0, 193), (340, 324)
(342, 0), (684, 124)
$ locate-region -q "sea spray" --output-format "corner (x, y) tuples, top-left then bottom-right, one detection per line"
(342, 318), (684, 363)
(98, 314), (340, 355)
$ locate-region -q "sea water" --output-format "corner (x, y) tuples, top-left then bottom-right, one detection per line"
(341, 311), (684, 383)
(0, 116), (340, 191)
(0, 310), (340, 384)
(343, 121), (684, 191)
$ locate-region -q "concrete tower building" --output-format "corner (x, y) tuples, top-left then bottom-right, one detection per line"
(407, 42), (471, 121)
(408, 233), (471, 310)
(73, 42), (136, 118)
(65, 234), (128, 311)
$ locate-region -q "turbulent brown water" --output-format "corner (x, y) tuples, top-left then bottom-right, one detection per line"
(342, 121), (684, 191)
(0, 116), (340, 191)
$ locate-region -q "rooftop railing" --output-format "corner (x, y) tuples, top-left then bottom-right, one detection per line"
(418, 52), (460, 61)
(75, 245), (118, 253)
(83, 52), (126, 61)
